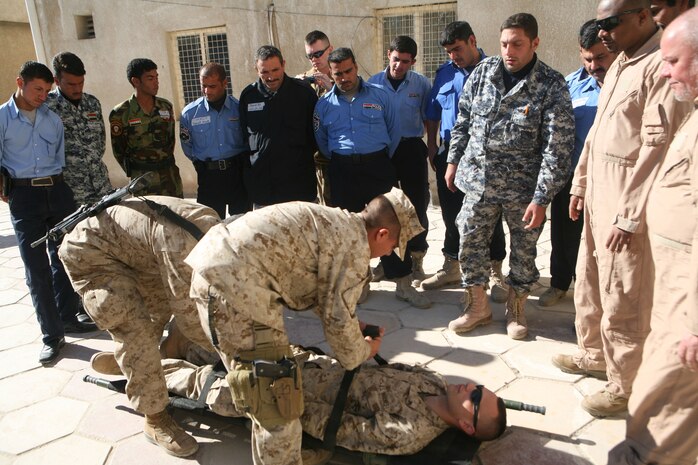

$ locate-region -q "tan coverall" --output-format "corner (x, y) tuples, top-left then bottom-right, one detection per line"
(570, 29), (693, 397)
(59, 197), (220, 415)
(609, 100), (698, 465)
(185, 202), (374, 465)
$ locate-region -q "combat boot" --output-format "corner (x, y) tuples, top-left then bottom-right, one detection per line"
(301, 447), (333, 465)
(144, 410), (199, 457)
(160, 320), (191, 359)
(539, 287), (567, 307)
(90, 351), (122, 375)
(448, 286), (492, 333)
(410, 251), (427, 287)
(581, 389), (628, 418)
(505, 288), (528, 340)
(395, 275), (431, 309)
(420, 255), (461, 290)
(489, 260), (508, 303)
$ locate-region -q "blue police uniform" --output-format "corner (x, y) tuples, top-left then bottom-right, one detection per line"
(548, 67), (602, 292)
(180, 95), (250, 217)
(368, 68), (431, 261)
(0, 96), (81, 346)
(425, 52), (506, 262)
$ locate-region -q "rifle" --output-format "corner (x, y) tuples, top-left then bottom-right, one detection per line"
(31, 172), (153, 248)
(503, 399), (546, 415)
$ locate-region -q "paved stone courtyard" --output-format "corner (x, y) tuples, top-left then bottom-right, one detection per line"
(0, 200), (625, 465)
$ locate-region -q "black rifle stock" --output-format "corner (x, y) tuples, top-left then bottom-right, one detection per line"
(30, 172), (152, 248)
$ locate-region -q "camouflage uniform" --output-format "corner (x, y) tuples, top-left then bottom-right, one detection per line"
(58, 197), (219, 415)
(109, 95), (183, 197)
(186, 202), (373, 465)
(163, 352), (449, 455)
(447, 56), (574, 293)
(300, 66), (332, 206)
(46, 89), (113, 205)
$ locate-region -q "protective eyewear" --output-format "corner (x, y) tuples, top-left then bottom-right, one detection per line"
(306, 46), (329, 60)
(472, 385), (484, 431)
(595, 8), (643, 32)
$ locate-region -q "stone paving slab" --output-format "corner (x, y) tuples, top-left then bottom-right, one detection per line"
(0, 202), (627, 465)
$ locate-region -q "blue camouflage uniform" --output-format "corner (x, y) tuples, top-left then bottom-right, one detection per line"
(180, 95), (249, 218)
(45, 89), (112, 205)
(548, 67), (602, 291)
(368, 68), (431, 261)
(448, 55), (574, 293)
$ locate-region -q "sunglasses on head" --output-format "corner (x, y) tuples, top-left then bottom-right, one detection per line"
(471, 385), (484, 431)
(306, 46), (329, 60)
(595, 8), (644, 32)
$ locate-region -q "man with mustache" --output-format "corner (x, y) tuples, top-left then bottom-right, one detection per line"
(539, 20), (617, 307)
(609, 7), (698, 463)
(239, 46), (318, 208)
(553, 0), (692, 417)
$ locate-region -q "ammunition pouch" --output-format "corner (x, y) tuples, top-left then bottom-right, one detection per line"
(226, 344), (304, 429)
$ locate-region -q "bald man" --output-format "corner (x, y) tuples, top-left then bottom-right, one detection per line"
(552, 0), (692, 417)
(609, 8), (698, 464)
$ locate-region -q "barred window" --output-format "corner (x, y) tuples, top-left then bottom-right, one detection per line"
(170, 27), (233, 112)
(377, 3), (457, 81)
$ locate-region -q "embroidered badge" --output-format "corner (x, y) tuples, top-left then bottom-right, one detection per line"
(362, 103), (382, 111)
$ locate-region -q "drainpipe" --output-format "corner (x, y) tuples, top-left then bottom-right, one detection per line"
(24, 0), (47, 63)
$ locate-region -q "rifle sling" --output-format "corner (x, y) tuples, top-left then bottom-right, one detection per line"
(142, 198), (205, 241)
(322, 366), (358, 452)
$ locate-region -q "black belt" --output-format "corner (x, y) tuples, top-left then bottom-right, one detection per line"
(331, 149), (388, 164)
(199, 157), (236, 171)
(129, 157), (176, 170)
(12, 173), (64, 187)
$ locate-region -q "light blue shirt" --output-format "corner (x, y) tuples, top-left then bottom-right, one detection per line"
(180, 95), (247, 161)
(367, 69), (431, 138)
(0, 96), (65, 178)
(566, 67), (601, 170)
(426, 49), (486, 143)
(314, 78), (399, 157)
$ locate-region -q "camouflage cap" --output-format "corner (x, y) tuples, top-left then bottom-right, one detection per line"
(383, 187), (425, 260)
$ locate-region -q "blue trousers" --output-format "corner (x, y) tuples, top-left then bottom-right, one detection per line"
(9, 182), (80, 344)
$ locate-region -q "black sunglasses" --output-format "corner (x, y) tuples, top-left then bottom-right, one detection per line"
(306, 46), (330, 60)
(471, 385), (484, 431)
(595, 8), (644, 32)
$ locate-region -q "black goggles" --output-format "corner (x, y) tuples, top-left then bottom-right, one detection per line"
(306, 46), (329, 60)
(472, 385), (484, 431)
(595, 8), (643, 32)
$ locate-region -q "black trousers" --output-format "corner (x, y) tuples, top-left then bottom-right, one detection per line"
(329, 152), (411, 279)
(194, 155), (251, 219)
(434, 142), (506, 261)
(549, 177), (583, 291)
(392, 138), (429, 253)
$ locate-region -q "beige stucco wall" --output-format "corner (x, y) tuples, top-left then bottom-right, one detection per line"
(28, 0), (599, 195)
(0, 0), (34, 100)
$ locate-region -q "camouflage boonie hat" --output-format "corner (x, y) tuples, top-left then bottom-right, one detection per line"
(383, 187), (425, 260)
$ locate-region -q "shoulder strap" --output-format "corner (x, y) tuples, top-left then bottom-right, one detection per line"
(321, 366), (359, 452)
(142, 198), (204, 240)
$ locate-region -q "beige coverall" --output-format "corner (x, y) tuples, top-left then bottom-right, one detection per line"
(609, 100), (698, 465)
(570, 29), (693, 397)
(59, 197), (220, 415)
(185, 202), (374, 465)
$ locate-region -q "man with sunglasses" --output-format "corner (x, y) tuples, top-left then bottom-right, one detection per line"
(609, 8), (698, 464)
(560, 0), (692, 418)
(148, 338), (508, 455)
(296, 30), (334, 207)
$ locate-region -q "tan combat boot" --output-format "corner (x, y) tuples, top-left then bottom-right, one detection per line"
(420, 255), (461, 290)
(489, 260), (508, 303)
(90, 351), (122, 375)
(144, 410), (199, 457)
(448, 286), (492, 333)
(581, 389), (628, 418)
(395, 275), (431, 309)
(410, 251), (427, 287)
(505, 288), (529, 340)
(301, 447), (333, 465)
(159, 320), (192, 359)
